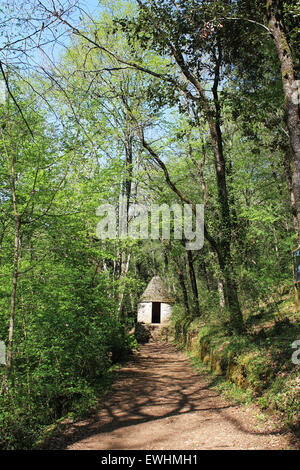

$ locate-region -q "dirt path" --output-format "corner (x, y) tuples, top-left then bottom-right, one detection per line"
(46, 343), (296, 450)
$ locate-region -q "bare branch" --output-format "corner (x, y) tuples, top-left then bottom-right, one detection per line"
(0, 60), (34, 137)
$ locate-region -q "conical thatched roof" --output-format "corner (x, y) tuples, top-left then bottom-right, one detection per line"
(140, 276), (175, 303)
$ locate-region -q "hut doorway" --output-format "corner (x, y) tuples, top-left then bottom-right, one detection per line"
(152, 302), (161, 324)
(137, 276), (174, 325)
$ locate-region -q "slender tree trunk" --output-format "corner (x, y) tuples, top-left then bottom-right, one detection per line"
(185, 39), (244, 331)
(218, 279), (225, 309)
(118, 251), (131, 321)
(186, 250), (201, 317)
(283, 143), (299, 233)
(6, 220), (20, 371)
(267, 0), (300, 240)
(139, 128), (244, 332)
(124, 132), (133, 215)
(6, 144), (21, 371)
(273, 225), (280, 263)
(209, 50), (244, 332)
(118, 130), (134, 320)
(123, 61), (244, 332)
(217, 248), (243, 333)
(175, 263), (190, 317)
(200, 259), (211, 292)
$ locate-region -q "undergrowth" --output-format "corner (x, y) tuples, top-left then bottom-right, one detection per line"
(0, 331), (138, 450)
(172, 284), (300, 436)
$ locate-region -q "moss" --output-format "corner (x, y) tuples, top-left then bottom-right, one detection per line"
(171, 287), (300, 431)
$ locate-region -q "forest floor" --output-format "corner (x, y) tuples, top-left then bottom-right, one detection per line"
(43, 343), (298, 450)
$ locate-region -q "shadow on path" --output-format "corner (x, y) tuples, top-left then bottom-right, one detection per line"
(43, 343), (295, 450)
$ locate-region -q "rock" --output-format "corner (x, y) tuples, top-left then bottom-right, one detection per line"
(133, 322), (171, 344)
(134, 322), (152, 344)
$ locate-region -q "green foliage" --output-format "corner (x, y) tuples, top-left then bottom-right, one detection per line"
(0, 82), (138, 449)
(175, 288), (300, 430)
(0, 0), (299, 449)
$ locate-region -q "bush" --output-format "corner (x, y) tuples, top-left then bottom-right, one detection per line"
(0, 310), (135, 450)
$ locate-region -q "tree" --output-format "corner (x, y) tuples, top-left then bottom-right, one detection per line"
(266, 0), (300, 239)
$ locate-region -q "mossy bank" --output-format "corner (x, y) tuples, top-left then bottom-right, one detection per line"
(169, 286), (300, 434)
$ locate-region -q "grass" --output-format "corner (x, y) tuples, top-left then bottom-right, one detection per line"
(33, 361), (124, 449)
(174, 283), (300, 437)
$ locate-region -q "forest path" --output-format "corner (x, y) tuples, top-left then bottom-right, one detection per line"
(47, 343), (295, 450)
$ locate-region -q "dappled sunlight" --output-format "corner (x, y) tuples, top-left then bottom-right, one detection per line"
(43, 343), (292, 450)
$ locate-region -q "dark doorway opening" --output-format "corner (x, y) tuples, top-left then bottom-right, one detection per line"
(152, 302), (161, 323)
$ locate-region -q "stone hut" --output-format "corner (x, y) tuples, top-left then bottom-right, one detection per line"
(137, 276), (175, 325)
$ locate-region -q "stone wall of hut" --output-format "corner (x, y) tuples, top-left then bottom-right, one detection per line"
(137, 302), (172, 324)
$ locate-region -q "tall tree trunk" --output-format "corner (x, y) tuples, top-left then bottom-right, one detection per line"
(200, 259), (211, 292)
(186, 249), (201, 317)
(6, 219), (20, 371)
(118, 131), (134, 320)
(118, 251), (131, 321)
(267, 0), (300, 240)
(175, 261), (190, 317)
(282, 139), (299, 234)
(138, 127), (244, 332)
(177, 39), (244, 332)
(6, 145), (21, 372)
(122, 48), (244, 333)
(216, 246), (243, 333)
(218, 279), (225, 309)
(273, 225), (280, 264)
(124, 132), (133, 216)
(206, 44), (244, 332)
